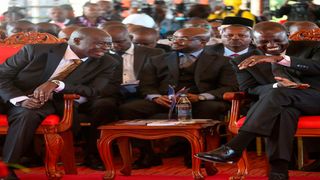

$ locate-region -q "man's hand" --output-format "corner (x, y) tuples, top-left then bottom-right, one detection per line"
(275, 76), (310, 89)
(153, 95), (171, 108)
(21, 97), (43, 109)
(33, 81), (58, 104)
(187, 93), (200, 103)
(238, 55), (284, 70)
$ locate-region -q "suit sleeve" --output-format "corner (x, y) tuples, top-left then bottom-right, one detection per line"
(0, 45), (34, 102)
(139, 57), (161, 97)
(204, 60), (238, 100)
(230, 58), (273, 96)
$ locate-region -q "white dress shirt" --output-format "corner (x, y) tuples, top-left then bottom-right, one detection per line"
(122, 43), (139, 85)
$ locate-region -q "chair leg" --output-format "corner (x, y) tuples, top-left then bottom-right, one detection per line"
(60, 130), (77, 174)
(230, 150), (248, 180)
(297, 137), (304, 170)
(256, 137), (262, 156)
(44, 132), (64, 179)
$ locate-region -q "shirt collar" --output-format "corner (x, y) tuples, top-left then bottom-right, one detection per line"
(124, 43), (134, 55)
(64, 45), (88, 62)
(266, 50), (287, 56)
(224, 47), (249, 57)
(178, 49), (203, 58)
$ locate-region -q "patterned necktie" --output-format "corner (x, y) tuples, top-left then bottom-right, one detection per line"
(50, 59), (82, 81)
(230, 53), (240, 58)
(179, 54), (196, 68)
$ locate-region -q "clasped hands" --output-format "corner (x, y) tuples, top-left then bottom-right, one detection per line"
(21, 81), (58, 109)
(152, 93), (199, 108)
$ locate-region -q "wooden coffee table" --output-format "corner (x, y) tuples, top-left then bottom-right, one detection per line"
(97, 120), (222, 180)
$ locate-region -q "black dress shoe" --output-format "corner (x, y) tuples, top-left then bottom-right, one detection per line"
(194, 145), (241, 164)
(132, 154), (163, 169)
(3, 168), (19, 180)
(301, 159), (320, 172)
(84, 154), (105, 171)
(268, 172), (289, 180)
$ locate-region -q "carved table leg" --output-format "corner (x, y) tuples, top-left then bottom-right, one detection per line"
(44, 133), (64, 179)
(117, 137), (131, 176)
(98, 134), (116, 180)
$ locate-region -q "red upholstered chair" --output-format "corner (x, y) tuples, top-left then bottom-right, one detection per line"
(223, 92), (320, 180)
(289, 28), (320, 41)
(0, 32), (79, 179)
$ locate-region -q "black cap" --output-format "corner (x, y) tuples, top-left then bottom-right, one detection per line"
(222, 16), (254, 28)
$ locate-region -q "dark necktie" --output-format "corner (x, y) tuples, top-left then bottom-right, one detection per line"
(50, 59), (82, 81)
(179, 54), (196, 68)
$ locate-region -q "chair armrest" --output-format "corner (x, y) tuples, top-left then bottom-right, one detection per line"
(223, 92), (247, 134)
(223, 92), (246, 101)
(57, 94), (80, 132)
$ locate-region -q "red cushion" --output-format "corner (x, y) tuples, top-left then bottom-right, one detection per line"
(236, 116), (320, 129)
(0, 46), (23, 64)
(0, 114), (60, 126)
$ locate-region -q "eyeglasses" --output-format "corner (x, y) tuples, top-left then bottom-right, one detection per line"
(167, 35), (200, 42)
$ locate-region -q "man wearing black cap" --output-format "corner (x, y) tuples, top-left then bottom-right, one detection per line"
(206, 16), (255, 59)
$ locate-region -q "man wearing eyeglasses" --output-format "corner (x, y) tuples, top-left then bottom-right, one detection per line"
(120, 27), (237, 167)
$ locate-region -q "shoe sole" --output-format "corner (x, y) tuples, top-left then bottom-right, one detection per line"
(194, 155), (235, 164)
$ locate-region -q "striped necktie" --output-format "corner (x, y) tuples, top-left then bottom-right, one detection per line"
(179, 54), (196, 68)
(50, 59), (82, 81)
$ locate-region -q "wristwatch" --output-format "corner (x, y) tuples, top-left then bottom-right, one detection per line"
(198, 95), (206, 101)
(51, 80), (61, 87)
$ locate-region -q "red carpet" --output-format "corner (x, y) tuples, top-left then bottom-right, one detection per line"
(16, 174), (320, 180)
(14, 152), (320, 180)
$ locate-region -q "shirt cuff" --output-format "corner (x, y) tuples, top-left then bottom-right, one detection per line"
(10, 96), (29, 106)
(54, 81), (65, 92)
(277, 55), (291, 67)
(146, 94), (162, 101)
(199, 93), (215, 100)
(273, 83), (279, 88)
(75, 96), (87, 104)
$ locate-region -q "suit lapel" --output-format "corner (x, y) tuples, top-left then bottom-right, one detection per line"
(133, 46), (145, 78)
(167, 52), (179, 84)
(41, 43), (68, 82)
(65, 57), (99, 82)
(195, 51), (212, 82)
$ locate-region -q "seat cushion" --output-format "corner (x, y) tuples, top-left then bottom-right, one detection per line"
(0, 114), (60, 126)
(236, 116), (320, 129)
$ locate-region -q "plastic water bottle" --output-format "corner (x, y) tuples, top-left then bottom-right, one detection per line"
(176, 94), (192, 121)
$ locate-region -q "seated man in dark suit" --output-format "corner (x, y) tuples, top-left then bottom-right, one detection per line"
(100, 24), (164, 100)
(0, 27), (119, 179)
(120, 27), (238, 168)
(98, 24), (165, 168)
(196, 21), (320, 179)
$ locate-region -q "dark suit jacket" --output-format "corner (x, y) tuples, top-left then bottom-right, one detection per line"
(230, 41), (320, 96)
(139, 49), (238, 100)
(205, 43), (256, 57)
(111, 45), (165, 82)
(0, 43), (120, 103)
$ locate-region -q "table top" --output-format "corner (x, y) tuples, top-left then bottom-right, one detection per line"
(99, 119), (221, 130)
